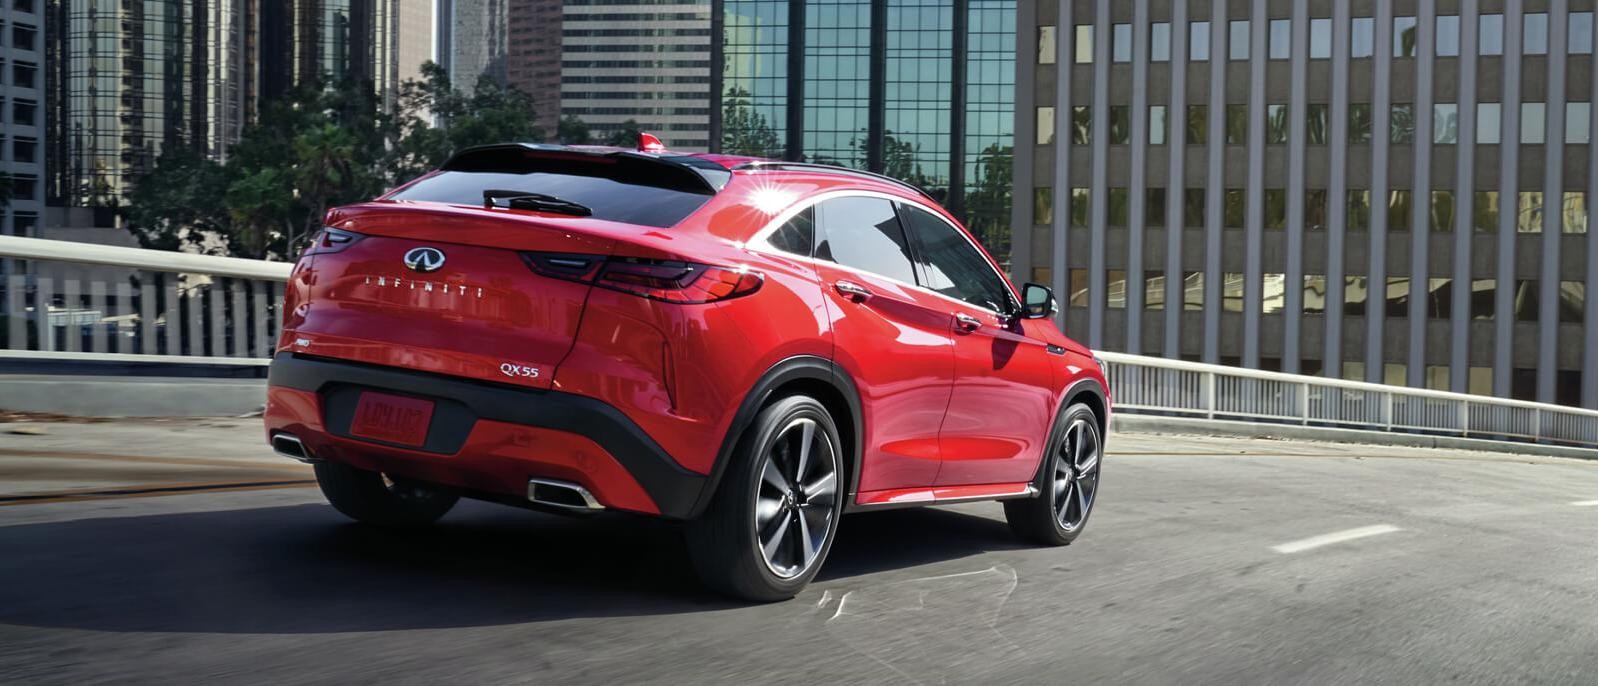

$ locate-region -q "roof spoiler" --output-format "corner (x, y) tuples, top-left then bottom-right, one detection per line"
(441, 143), (734, 194)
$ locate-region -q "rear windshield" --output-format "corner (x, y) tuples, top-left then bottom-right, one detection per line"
(387, 151), (718, 228)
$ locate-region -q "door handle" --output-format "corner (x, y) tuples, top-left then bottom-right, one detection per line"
(834, 280), (872, 301)
(955, 313), (983, 332)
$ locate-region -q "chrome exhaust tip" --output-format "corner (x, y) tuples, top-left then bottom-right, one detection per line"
(527, 478), (604, 511)
(271, 434), (319, 463)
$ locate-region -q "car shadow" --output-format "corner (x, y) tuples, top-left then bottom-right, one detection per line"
(0, 500), (1028, 634)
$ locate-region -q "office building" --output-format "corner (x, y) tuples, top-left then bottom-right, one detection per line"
(1014, 0), (1596, 407)
(506, 0), (563, 135)
(437, 0), (509, 93)
(563, 0), (713, 149)
(3, 0), (45, 240)
(712, 0), (1017, 255)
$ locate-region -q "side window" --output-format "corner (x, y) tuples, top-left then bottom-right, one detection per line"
(766, 206), (814, 256)
(899, 204), (1015, 312)
(815, 197), (918, 284)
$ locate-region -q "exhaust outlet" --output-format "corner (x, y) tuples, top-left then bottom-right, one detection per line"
(271, 434), (318, 463)
(527, 479), (604, 511)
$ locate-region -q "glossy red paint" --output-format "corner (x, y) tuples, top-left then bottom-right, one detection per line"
(266, 144), (1110, 519)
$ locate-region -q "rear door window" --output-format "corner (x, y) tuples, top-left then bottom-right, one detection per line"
(814, 196), (917, 285)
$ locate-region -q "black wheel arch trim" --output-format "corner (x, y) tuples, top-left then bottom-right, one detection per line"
(1027, 377), (1110, 492)
(688, 354), (865, 520)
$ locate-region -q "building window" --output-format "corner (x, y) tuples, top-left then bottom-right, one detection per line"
(1034, 188), (1053, 225)
(1266, 104), (1289, 144)
(1394, 16), (1418, 56)
(1225, 105), (1248, 144)
(13, 137), (36, 163)
(1306, 104), (1328, 144)
(1474, 191), (1500, 233)
(1310, 18), (1332, 59)
(1306, 190), (1327, 230)
(1183, 189), (1205, 227)
(1149, 105), (1168, 145)
(1109, 106), (1131, 144)
(1303, 275), (1327, 314)
(1426, 365), (1450, 390)
(1477, 103), (1502, 144)
(1433, 104), (1458, 144)
(1480, 14), (1504, 56)
(1151, 22), (1171, 62)
(1523, 13), (1549, 55)
(1269, 19), (1290, 60)
(1388, 190), (1412, 232)
(1567, 103), (1591, 144)
(11, 24), (36, 50)
(1469, 367), (1493, 394)
(1436, 15), (1460, 57)
(11, 61), (36, 89)
(1514, 281), (1539, 322)
(1145, 271), (1165, 311)
(1348, 190), (1372, 231)
(1183, 272), (1204, 310)
(1431, 191), (1455, 233)
(1146, 188), (1167, 226)
(1426, 279), (1452, 320)
(1521, 103), (1546, 144)
(1561, 282), (1586, 324)
(1107, 270), (1127, 308)
(1071, 106), (1092, 145)
(1564, 192), (1588, 234)
(1037, 107), (1056, 145)
(1352, 17), (1375, 58)
(10, 174), (36, 199)
(1224, 189), (1246, 228)
(12, 99), (35, 126)
(1385, 278), (1411, 318)
(1187, 105), (1208, 144)
(1572, 13), (1595, 54)
(1190, 21), (1211, 61)
(1229, 20), (1250, 61)
(1069, 269), (1090, 307)
(1349, 103), (1373, 143)
(1038, 26), (1057, 64)
(1113, 23), (1132, 63)
(1390, 104), (1416, 143)
(1074, 25), (1093, 63)
(1264, 190), (1287, 229)
(1223, 273), (1245, 312)
(1071, 188), (1090, 227)
(1471, 279), (1496, 319)
(1262, 273), (1286, 314)
(1517, 192), (1544, 233)
(1108, 188), (1130, 226)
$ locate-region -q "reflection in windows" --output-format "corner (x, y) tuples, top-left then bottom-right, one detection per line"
(1149, 105), (1168, 145)
(1433, 104), (1458, 144)
(1183, 272), (1204, 310)
(1390, 104), (1415, 143)
(1305, 190), (1327, 230)
(1225, 104), (1248, 144)
(1229, 20), (1250, 61)
(815, 197), (916, 284)
(1426, 278), (1452, 319)
(1038, 25), (1057, 64)
(902, 205), (1014, 312)
(1069, 268), (1089, 307)
(1393, 16), (1418, 56)
(1151, 22), (1171, 61)
(961, 0), (1017, 258)
(1567, 103), (1591, 144)
(1517, 192), (1544, 233)
(1109, 106), (1131, 144)
(1190, 21), (1211, 61)
(1471, 279), (1496, 320)
(1477, 103), (1502, 143)
(1384, 277), (1411, 318)
(1523, 13), (1549, 55)
(1187, 105), (1208, 144)
(1303, 275), (1327, 314)
(1075, 25), (1093, 63)
(1184, 189), (1206, 228)
(1262, 273), (1286, 314)
(1266, 104), (1289, 144)
(1108, 188), (1130, 227)
(1037, 106), (1056, 145)
(1351, 17), (1375, 58)
(1070, 187), (1090, 227)
(1469, 367), (1493, 394)
(1560, 282), (1585, 324)
(1222, 273), (1245, 312)
(1474, 192), (1500, 233)
(1521, 103), (1546, 144)
(1349, 103), (1373, 143)
(1033, 187), (1053, 225)
(1514, 280), (1539, 322)
(1431, 191), (1454, 233)
(1306, 104), (1328, 144)
(1479, 14), (1504, 55)
(1565, 192), (1589, 234)
(1382, 364), (1406, 387)
(1106, 270), (1127, 309)
(1264, 189), (1287, 230)
(1348, 190), (1372, 231)
(1310, 18), (1331, 59)
(1146, 188), (1166, 226)
(1426, 366), (1449, 391)
(1112, 23), (1132, 63)
(1436, 15), (1460, 57)
(768, 207), (815, 256)
(1145, 271), (1165, 311)
(1343, 362), (1367, 382)
(1224, 189), (1246, 228)
(1269, 19), (1290, 59)
(1071, 106), (1092, 144)
(1572, 13), (1595, 54)
(802, 0), (873, 164)
(1388, 190), (1412, 232)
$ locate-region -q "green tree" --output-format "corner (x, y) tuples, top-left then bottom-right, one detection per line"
(604, 119), (644, 147)
(963, 143), (1014, 258)
(558, 115), (592, 145)
(720, 88), (782, 157)
(123, 150), (232, 253)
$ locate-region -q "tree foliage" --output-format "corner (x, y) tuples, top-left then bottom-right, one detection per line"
(720, 88), (782, 158)
(557, 115), (592, 145)
(603, 119), (644, 147)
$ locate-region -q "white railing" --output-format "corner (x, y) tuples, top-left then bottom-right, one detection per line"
(3, 236), (1595, 449)
(1097, 351), (1598, 449)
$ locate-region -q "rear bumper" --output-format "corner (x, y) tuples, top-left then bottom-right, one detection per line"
(264, 353), (708, 519)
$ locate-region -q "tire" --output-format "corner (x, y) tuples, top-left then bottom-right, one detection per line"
(313, 461), (459, 527)
(686, 395), (845, 601)
(1004, 402), (1103, 546)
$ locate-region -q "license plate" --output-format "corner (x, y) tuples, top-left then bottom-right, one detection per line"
(349, 392), (435, 447)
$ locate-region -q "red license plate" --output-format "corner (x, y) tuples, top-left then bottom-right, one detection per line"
(349, 392), (435, 447)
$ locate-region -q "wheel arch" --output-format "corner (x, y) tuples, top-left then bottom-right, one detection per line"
(1026, 377), (1109, 490)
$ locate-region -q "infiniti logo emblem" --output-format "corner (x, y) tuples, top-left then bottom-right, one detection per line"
(403, 247), (446, 273)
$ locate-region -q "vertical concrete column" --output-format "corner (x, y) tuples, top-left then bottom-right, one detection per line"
(1588, 11), (1598, 409)
(1408, 1), (1436, 388)
(1088, 0), (1110, 348)
(1241, 0), (1267, 368)
(1283, 0), (1309, 373)
(1538, 0), (1569, 403)
(1323, 0), (1351, 376)
(1367, 2), (1394, 384)
(1051, 0), (1075, 332)
(1163, 0), (1190, 359)
(1012, 0), (1037, 285)
(1126, 0), (1150, 353)
(1450, 0), (1480, 394)
(1202, 0), (1227, 363)
(1494, 5), (1523, 397)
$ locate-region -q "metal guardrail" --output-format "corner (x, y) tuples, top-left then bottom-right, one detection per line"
(2, 235), (1595, 449)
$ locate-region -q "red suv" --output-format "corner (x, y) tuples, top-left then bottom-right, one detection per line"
(265, 141), (1110, 600)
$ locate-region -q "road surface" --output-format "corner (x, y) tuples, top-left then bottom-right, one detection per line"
(2, 418), (1597, 684)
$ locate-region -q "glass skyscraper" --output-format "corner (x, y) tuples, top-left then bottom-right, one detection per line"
(712, 0), (1016, 257)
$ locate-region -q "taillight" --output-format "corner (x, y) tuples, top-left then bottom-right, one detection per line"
(303, 227), (364, 255)
(522, 252), (762, 304)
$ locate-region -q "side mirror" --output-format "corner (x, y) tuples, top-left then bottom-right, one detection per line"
(1022, 283), (1056, 319)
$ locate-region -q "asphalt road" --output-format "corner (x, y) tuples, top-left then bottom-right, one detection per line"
(3, 420), (1598, 684)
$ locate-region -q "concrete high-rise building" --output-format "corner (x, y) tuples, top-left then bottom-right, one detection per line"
(1014, 0), (1596, 407)
(394, 0), (436, 88)
(260, 0), (430, 108)
(2, 0), (45, 241)
(507, 0), (563, 135)
(711, 0), (1017, 256)
(563, 0), (713, 149)
(437, 0), (509, 93)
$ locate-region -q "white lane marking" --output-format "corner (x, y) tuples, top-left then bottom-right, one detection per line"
(1272, 524), (1403, 554)
(1571, 500), (1598, 507)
